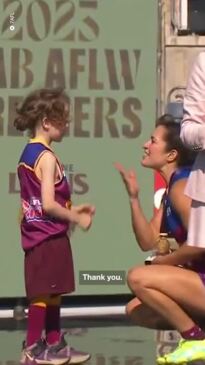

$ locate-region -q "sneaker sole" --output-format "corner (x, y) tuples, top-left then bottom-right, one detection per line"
(69, 355), (91, 364)
(23, 355), (68, 365)
(35, 359), (69, 365)
(22, 353), (69, 365)
(157, 359), (205, 365)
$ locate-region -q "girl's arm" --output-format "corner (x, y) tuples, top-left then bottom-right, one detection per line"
(39, 152), (94, 229)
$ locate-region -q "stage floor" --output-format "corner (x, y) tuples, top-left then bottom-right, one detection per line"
(0, 317), (156, 364)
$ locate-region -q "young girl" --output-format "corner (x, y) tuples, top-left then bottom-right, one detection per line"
(115, 114), (205, 364)
(14, 88), (95, 365)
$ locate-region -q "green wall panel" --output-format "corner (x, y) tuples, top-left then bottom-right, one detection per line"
(0, 0), (157, 296)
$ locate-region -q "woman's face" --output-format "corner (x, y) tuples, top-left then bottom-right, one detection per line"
(141, 125), (171, 169)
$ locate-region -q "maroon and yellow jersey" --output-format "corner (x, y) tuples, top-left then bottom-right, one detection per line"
(18, 140), (71, 250)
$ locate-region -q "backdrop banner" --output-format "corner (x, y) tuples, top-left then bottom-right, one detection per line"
(0, 0), (157, 296)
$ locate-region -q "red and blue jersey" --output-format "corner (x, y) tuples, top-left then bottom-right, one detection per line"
(18, 140), (71, 251)
(163, 167), (205, 273)
(163, 167), (191, 244)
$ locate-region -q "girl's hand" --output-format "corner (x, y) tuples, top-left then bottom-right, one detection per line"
(114, 162), (139, 198)
(74, 204), (95, 216)
(71, 204), (95, 230)
(77, 212), (92, 231)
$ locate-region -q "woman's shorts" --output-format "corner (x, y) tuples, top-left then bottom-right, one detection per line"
(198, 272), (205, 286)
(24, 235), (75, 300)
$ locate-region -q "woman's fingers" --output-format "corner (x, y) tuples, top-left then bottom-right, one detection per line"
(114, 162), (129, 182)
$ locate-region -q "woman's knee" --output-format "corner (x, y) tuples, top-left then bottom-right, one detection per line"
(127, 266), (148, 292)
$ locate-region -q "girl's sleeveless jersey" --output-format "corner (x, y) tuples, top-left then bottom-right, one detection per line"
(18, 142), (71, 250)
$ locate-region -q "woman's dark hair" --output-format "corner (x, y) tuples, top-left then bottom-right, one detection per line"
(156, 114), (197, 167)
(14, 88), (70, 136)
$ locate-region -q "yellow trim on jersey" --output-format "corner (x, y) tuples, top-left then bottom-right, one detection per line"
(33, 149), (54, 170)
(19, 138), (65, 184)
(29, 137), (52, 150)
(18, 162), (34, 171)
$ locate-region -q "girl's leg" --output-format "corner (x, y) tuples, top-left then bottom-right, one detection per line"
(23, 296), (69, 365)
(127, 265), (205, 337)
(46, 295), (61, 345)
(46, 295), (91, 364)
(26, 296), (48, 346)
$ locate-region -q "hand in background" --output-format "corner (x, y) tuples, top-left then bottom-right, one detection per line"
(114, 162), (139, 198)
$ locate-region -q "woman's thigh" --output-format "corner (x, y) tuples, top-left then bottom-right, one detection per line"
(128, 265), (205, 316)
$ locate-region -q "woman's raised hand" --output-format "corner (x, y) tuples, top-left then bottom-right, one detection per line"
(114, 162), (139, 199)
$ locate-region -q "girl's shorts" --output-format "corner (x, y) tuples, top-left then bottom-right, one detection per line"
(24, 235), (75, 300)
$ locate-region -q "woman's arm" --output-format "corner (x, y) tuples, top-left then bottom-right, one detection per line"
(115, 163), (162, 251)
(153, 245), (205, 266)
(153, 179), (205, 265)
(130, 197), (163, 251)
(181, 52), (205, 149)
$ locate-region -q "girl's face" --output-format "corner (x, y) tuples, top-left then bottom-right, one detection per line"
(49, 119), (69, 142)
(47, 105), (70, 142)
(141, 125), (173, 170)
